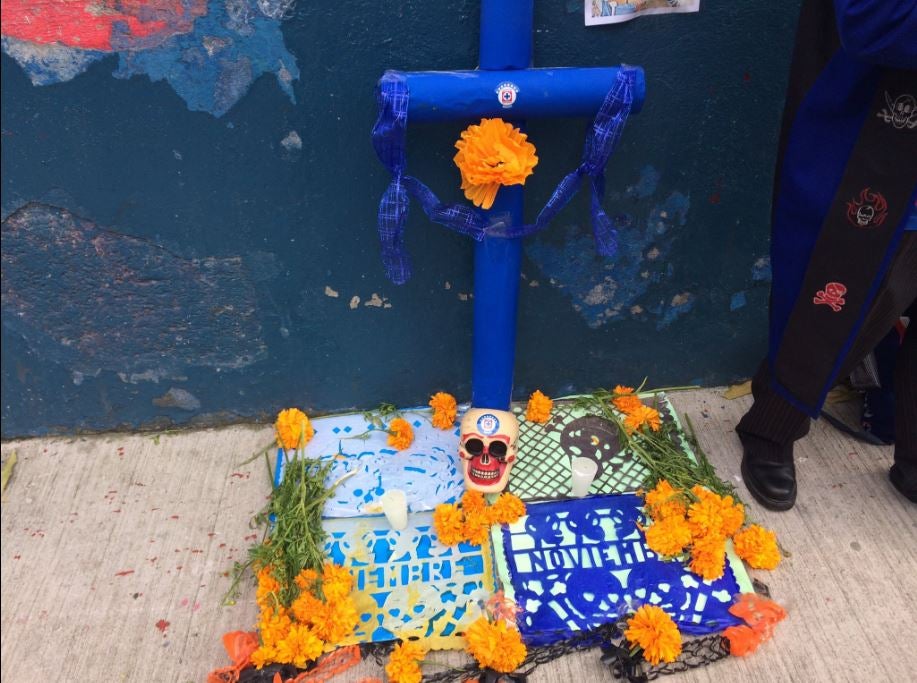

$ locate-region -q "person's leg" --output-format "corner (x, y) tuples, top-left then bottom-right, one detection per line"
(738, 233), (917, 510)
(890, 299), (917, 503)
(736, 362), (810, 510)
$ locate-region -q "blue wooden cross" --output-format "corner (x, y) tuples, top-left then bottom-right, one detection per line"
(376, 0), (645, 412)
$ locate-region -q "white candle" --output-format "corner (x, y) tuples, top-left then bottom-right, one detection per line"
(380, 489), (408, 530)
(570, 456), (599, 497)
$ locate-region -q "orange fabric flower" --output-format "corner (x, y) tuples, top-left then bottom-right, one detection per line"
(624, 405), (662, 433)
(723, 624), (760, 656)
(490, 493), (526, 525)
(624, 605), (682, 666)
(688, 533), (727, 581)
(526, 390), (553, 423)
(429, 392), (458, 429)
(643, 480), (687, 521)
(465, 617), (528, 673)
(385, 641), (426, 683)
(433, 502), (465, 546)
(733, 524), (781, 570)
(275, 408), (314, 450)
(725, 593), (787, 656)
(453, 118), (538, 210)
(644, 516), (693, 557)
(387, 417), (414, 451)
(729, 593), (787, 632)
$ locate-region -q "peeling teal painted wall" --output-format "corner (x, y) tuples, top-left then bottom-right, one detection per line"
(0, 2), (799, 436)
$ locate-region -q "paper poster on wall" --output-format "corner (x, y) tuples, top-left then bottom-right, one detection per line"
(585, 0), (700, 25)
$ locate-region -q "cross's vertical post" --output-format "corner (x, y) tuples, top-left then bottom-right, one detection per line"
(471, 0), (533, 411)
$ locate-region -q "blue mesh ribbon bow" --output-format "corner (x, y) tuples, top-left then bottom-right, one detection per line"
(371, 66), (636, 284)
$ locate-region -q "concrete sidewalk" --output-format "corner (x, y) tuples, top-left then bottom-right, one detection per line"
(2, 389), (916, 682)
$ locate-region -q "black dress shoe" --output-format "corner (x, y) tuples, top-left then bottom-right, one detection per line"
(889, 464), (917, 504)
(739, 434), (797, 511)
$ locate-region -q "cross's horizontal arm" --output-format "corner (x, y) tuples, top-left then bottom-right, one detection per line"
(394, 66), (645, 123)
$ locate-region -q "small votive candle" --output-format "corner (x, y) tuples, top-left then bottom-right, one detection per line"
(380, 489), (408, 530)
(570, 456), (599, 497)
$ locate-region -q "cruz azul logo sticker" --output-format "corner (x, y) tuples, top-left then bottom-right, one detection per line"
(477, 413), (501, 436)
(496, 82), (519, 108)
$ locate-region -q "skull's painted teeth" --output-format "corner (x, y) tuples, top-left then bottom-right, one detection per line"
(470, 468), (499, 480)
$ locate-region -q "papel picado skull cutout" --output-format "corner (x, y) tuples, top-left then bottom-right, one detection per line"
(459, 408), (519, 493)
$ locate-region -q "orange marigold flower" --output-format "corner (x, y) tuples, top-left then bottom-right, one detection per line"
(614, 385), (635, 394)
(465, 617), (528, 673)
(429, 392), (458, 430)
(688, 533), (727, 581)
(274, 624), (324, 669)
(294, 595), (359, 644)
(453, 118), (538, 210)
(733, 524), (781, 570)
(385, 641), (427, 683)
(624, 605), (682, 666)
(687, 486), (744, 539)
(290, 593), (323, 627)
(624, 405), (662, 433)
(250, 644), (277, 669)
(462, 490), (487, 515)
(613, 394), (643, 415)
(526, 390), (553, 423)
(387, 417), (414, 451)
(320, 562), (354, 604)
(644, 516), (693, 557)
(643, 480), (687, 521)
(463, 511), (494, 547)
(433, 503), (465, 546)
(490, 493), (526, 525)
(293, 567), (319, 592)
(258, 607), (293, 649)
(275, 408), (314, 450)
(256, 565), (281, 609)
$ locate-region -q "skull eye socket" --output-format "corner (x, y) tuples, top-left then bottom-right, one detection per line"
(464, 438), (485, 456)
(488, 441), (508, 459)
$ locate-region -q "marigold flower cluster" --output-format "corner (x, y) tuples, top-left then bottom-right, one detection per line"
(464, 615), (528, 673)
(275, 408), (315, 451)
(384, 640), (427, 683)
(432, 490), (526, 547)
(610, 386), (662, 434)
(525, 389), (553, 423)
(249, 563), (359, 670)
(387, 417), (414, 451)
(453, 118), (538, 210)
(429, 392), (458, 430)
(639, 480), (780, 580)
(623, 604), (683, 665)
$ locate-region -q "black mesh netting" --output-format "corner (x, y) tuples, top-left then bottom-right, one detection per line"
(360, 624), (732, 683)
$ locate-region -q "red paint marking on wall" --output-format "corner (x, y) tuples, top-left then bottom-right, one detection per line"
(115, 569), (135, 577)
(1, 0), (206, 52)
(155, 618), (170, 634)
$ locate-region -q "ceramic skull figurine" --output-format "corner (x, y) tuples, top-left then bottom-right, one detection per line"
(459, 408), (519, 493)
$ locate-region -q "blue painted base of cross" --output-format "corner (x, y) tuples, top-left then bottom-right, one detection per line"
(372, 0), (645, 412)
